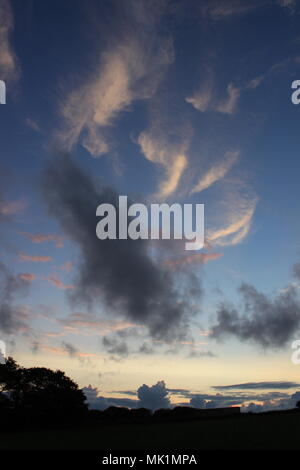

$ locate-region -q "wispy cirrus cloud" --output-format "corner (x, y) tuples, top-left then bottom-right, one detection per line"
(185, 79), (213, 113)
(0, 0), (19, 81)
(214, 83), (241, 114)
(207, 182), (257, 247)
(138, 129), (188, 199)
(207, 203), (256, 247)
(210, 282), (300, 348)
(37, 342), (97, 360)
(200, 0), (268, 20)
(58, 0), (173, 157)
(190, 151), (239, 195)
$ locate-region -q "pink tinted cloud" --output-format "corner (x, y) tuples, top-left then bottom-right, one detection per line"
(19, 252), (52, 262)
(0, 199), (27, 215)
(39, 344), (97, 358)
(47, 276), (74, 290)
(19, 273), (36, 282)
(58, 313), (140, 334)
(60, 261), (73, 272)
(19, 232), (64, 247)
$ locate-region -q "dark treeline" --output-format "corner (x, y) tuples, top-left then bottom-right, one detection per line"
(1, 357), (299, 433)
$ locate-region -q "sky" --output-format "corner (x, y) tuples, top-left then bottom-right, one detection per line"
(1, 0), (300, 412)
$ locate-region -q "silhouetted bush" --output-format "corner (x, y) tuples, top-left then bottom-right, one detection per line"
(130, 407), (152, 422)
(0, 357), (88, 430)
(102, 406), (131, 422)
(153, 408), (173, 421)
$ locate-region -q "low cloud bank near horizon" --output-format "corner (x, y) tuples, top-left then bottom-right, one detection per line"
(82, 380), (300, 413)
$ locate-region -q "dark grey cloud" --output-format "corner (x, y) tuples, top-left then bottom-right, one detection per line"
(102, 335), (129, 358)
(210, 283), (300, 348)
(137, 380), (170, 410)
(42, 156), (202, 342)
(213, 381), (300, 390)
(30, 340), (40, 354)
(62, 341), (79, 357)
(138, 342), (154, 355)
(0, 261), (30, 334)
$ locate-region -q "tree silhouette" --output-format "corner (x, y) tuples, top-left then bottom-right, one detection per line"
(0, 357), (87, 416)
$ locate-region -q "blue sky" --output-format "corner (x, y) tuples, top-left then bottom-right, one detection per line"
(1, 0), (300, 411)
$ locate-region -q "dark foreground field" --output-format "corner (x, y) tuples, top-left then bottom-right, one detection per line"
(1, 410), (300, 450)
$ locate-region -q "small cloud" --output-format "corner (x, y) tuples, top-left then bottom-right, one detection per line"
(102, 335), (129, 358)
(138, 342), (154, 355)
(19, 232), (63, 247)
(186, 81), (213, 112)
(138, 130), (188, 199)
(39, 342), (97, 361)
(46, 276), (74, 290)
(0, 199), (26, 216)
(210, 282), (300, 348)
(58, 2), (173, 157)
(58, 312), (139, 334)
(187, 82), (241, 115)
(60, 261), (73, 272)
(31, 341), (40, 354)
(137, 380), (170, 410)
(188, 350), (217, 358)
(62, 341), (78, 357)
(25, 118), (41, 133)
(246, 75), (265, 89)
(18, 252), (52, 263)
(214, 83), (241, 115)
(19, 273), (36, 282)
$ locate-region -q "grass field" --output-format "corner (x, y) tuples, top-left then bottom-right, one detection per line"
(1, 411), (300, 450)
